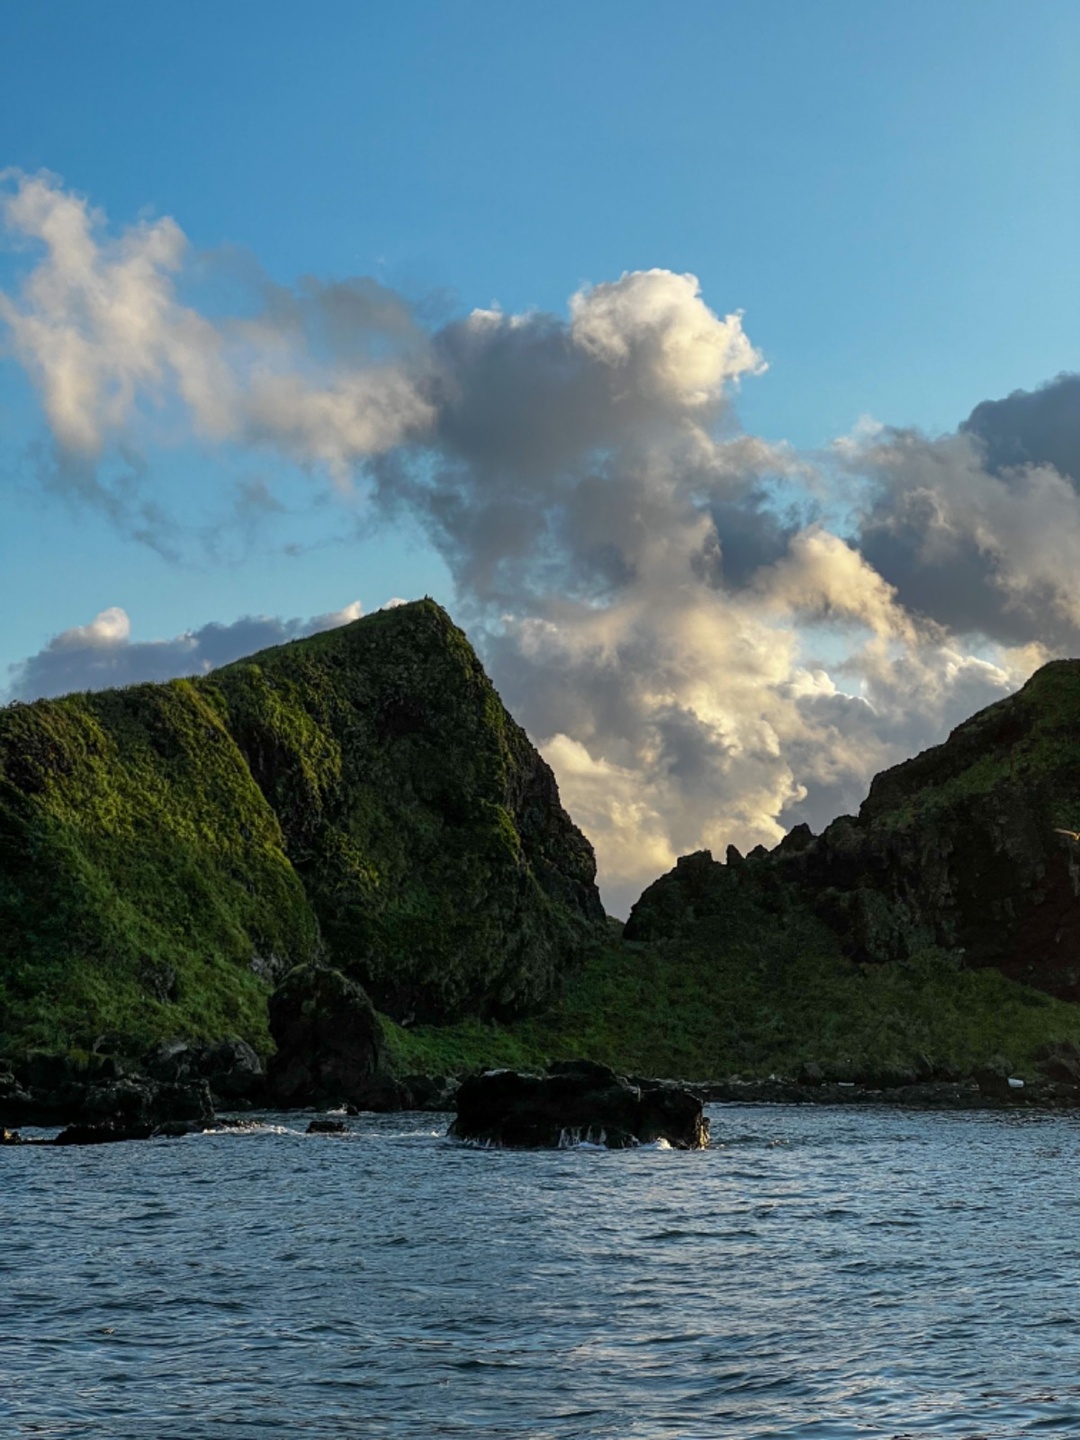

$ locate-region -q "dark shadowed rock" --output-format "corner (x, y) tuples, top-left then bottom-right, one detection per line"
(449, 1059), (709, 1149)
(973, 1065), (1018, 1100)
(53, 1123), (155, 1146)
(625, 661), (1080, 1005)
(143, 1037), (265, 1103)
(401, 1073), (460, 1111)
(1034, 1040), (1080, 1084)
(82, 1078), (215, 1128)
(267, 964), (382, 1107)
(306, 1118), (348, 1134)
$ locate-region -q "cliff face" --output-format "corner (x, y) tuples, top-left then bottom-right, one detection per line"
(0, 601), (603, 1054)
(626, 660), (1080, 1001)
(208, 601), (603, 1023)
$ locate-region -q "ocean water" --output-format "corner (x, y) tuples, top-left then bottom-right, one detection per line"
(3, 1104), (1080, 1439)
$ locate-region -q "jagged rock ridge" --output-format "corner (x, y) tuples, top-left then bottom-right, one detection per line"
(627, 660), (1080, 1000)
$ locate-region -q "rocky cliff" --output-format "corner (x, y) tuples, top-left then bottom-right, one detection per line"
(627, 660), (1080, 1000)
(0, 601), (604, 1056)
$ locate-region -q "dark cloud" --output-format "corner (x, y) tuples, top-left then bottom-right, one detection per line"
(852, 380), (1080, 650)
(5, 602), (363, 703)
(962, 373), (1080, 482)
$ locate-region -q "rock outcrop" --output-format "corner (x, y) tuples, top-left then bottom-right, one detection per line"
(266, 964), (384, 1108)
(0, 1056), (215, 1132)
(449, 1059), (709, 1149)
(627, 661), (1080, 1001)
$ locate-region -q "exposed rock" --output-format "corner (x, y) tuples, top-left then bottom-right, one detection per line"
(143, 1037), (265, 1103)
(346, 1075), (415, 1111)
(973, 1065), (1018, 1100)
(626, 661), (1080, 1003)
(82, 1078), (215, 1129)
(1033, 1040), (1080, 1084)
(306, 1119), (348, 1134)
(400, 1073), (460, 1111)
(267, 965), (382, 1108)
(449, 1059), (709, 1149)
(53, 1123), (155, 1146)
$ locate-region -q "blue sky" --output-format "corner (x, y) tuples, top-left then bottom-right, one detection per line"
(2, 1), (1078, 908)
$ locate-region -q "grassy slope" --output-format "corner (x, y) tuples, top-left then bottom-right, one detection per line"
(207, 601), (598, 1021)
(382, 901), (1080, 1082)
(864, 660), (1080, 831)
(0, 601), (600, 1055)
(0, 681), (318, 1055)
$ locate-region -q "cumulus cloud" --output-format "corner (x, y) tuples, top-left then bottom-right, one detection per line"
(3, 173), (1076, 912)
(853, 375), (1080, 651)
(5, 600), (364, 702)
(0, 171), (434, 481)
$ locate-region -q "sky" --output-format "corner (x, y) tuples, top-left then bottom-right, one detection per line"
(1, 0), (1079, 914)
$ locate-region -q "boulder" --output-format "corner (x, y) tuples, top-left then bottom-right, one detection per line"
(401, 1073), (460, 1111)
(973, 1065), (1019, 1101)
(306, 1119), (348, 1134)
(449, 1059), (709, 1149)
(143, 1037), (265, 1103)
(82, 1078), (214, 1128)
(1033, 1040), (1080, 1085)
(267, 965), (383, 1108)
(53, 1123), (155, 1146)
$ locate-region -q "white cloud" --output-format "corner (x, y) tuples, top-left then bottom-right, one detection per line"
(3, 174), (1075, 913)
(0, 171), (433, 479)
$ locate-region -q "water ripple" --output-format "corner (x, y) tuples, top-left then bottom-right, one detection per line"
(4, 1105), (1080, 1437)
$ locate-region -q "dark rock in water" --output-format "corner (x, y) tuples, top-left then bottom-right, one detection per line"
(306, 1119), (348, 1134)
(1, 1127), (26, 1145)
(0, 1064), (215, 1130)
(83, 1078), (214, 1128)
(54, 1123), (155, 1145)
(449, 1060), (709, 1149)
(267, 965), (382, 1108)
(152, 1120), (199, 1138)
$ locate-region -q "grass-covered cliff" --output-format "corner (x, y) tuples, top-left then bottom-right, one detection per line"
(380, 660), (1080, 1084)
(0, 601), (603, 1056)
(8, 617), (1080, 1089)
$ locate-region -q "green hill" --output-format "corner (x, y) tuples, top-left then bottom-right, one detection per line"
(382, 662), (1080, 1084)
(0, 601), (603, 1056)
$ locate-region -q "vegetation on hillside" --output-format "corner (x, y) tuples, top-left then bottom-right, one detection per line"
(0, 602), (602, 1056)
(382, 904), (1080, 1083)
(0, 679), (317, 1055)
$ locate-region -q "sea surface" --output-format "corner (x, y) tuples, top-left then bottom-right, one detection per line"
(3, 1104), (1080, 1439)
